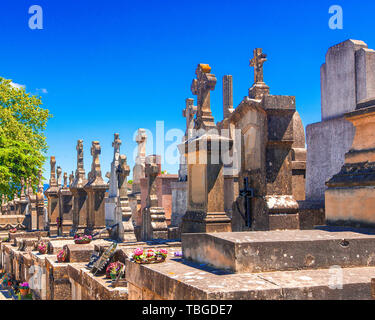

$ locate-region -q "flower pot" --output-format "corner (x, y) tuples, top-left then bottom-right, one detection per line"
(74, 240), (91, 245)
(38, 249), (46, 255)
(20, 288), (29, 296)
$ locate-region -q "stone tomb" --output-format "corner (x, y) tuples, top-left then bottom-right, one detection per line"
(219, 48), (309, 232)
(180, 64), (232, 234)
(126, 228), (375, 300)
(326, 98), (375, 227)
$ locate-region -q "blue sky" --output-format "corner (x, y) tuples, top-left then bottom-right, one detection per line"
(1, 0), (374, 181)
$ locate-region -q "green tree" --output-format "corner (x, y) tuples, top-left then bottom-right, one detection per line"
(0, 77), (52, 200)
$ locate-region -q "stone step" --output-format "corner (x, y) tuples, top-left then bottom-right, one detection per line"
(182, 228), (375, 273)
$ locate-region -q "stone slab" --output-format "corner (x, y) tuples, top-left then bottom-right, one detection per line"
(182, 229), (375, 273)
(65, 244), (95, 263)
(126, 258), (375, 300)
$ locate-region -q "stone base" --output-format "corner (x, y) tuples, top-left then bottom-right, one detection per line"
(182, 229), (375, 273)
(142, 207), (168, 241)
(181, 211), (231, 234)
(126, 258), (375, 300)
(269, 214), (299, 230)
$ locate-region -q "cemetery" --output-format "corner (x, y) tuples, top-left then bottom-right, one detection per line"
(2, 39), (375, 301)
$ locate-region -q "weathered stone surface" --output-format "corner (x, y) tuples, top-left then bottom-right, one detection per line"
(65, 244), (95, 263)
(306, 117), (355, 202)
(182, 229), (375, 273)
(326, 101), (375, 228)
(126, 256), (375, 300)
(45, 156), (60, 236)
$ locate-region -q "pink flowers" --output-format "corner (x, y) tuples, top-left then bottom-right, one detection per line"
(57, 249), (67, 263)
(134, 248), (143, 256)
(19, 282), (29, 289)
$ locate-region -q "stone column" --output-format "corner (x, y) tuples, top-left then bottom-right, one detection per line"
(18, 177), (28, 215)
(181, 64), (232, 233)
(116, 155), (136, 242)
(70, 140), (88, 235)
(84, 141), (108, 234)
(223, 75), (234, 119)
(45, 157), (60, 236)
(142, 155), (168, 240)
(58, 172), (73, 236)
(36, 170), (46, 231)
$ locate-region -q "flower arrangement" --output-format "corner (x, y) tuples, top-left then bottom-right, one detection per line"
(132, 248), (168, 264)
(19, 282), (30, 296)
(74, 234), (92, 244)
(57, 249), (67, 263)
(9, 228), (17, 234)
(38, 241), (47, 254)
(105, 262), (124, 280)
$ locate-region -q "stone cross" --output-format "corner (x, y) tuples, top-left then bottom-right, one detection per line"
(63, 172), (68, 188)
(117, 155), (130, 199)
(38, 170), (43, 193)
(89, 141), (103, 181)
(49, 157), (57, 187)
(145, 155), (161, 208)
(191, 64), (217, 130)
(72, 140), (86, 187)
(20, 177), (26, 201)
(135, 129), (147, 161)
(250, 48), (267, 84)
(69, 172), (74, 186)
(182, 98), (197, 139)
(56, 166), (62, 186)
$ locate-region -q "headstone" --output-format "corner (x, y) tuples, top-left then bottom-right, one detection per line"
(58, 172), (73, 236)
(70, 140), (88, 235)
(132, 129), (147, 194)
(142, 155), (168, 240)
(83, 141), (108, 234)
(105, 133), (122, 226)
(170, 98), (197, 231)
(306, 40), (375, 205)
(44, 157), (60, 236)
(13, 192), (20, 215)
(116, 155), (136, 242)
(27, 178), (38, 231)
(326, 98), (375, 227)
(36, 170), (46, 231)
(18, 177), (28, 215)
(180, 64), (232, 234)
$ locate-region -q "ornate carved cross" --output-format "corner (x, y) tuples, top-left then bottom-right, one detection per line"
(191, 64), (217, 130)
(250, 48), (267, 83)
(112, 133), (122, 158)
(90, 141), (103, 180)
(56, 166), (62, 186)
(135, 129), (147, 160)
(117, 155), (130, 199)
(145, 155), (161, 208)
(69, 172), (74, 186)
(182, 98), (197, 138)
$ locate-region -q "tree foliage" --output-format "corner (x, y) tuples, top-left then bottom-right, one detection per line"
(0, 77), (52, 200)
